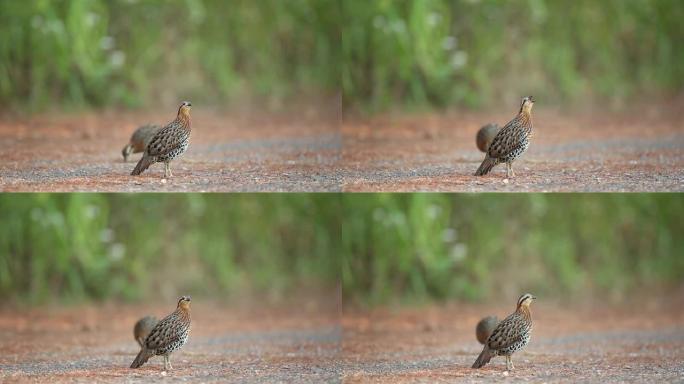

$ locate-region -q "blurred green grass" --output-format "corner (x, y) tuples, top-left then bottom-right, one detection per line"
(0, 194), (340, 303)
(3, 1), (682, 113)
(341, 194), (684, 304)
(1, 194), (681, 305)
(0, 0), (340, 111)
(342, 0), (684, 111)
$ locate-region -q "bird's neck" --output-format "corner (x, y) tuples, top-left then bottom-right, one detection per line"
(518, 111), (532, 127)
(176, 111), (191, 130)
(517, 305), (532, 320)
(175, 307), (191, 322)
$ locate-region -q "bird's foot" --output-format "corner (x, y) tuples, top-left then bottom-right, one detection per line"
(505, 356), (514, 371)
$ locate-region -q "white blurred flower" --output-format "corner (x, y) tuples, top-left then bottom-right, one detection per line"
(450, 50), (468, 70)
(441, 228), (457, 243)
(109, 243), (125, 261)
(110, 51), (125, 68)
(427, 13), (441, 27)
(391, 19), (406, 34)
(85, 12), (100, 27)
(389, 211), (406, 226)
(48, 19), (64, 35)
(100, 36), (115, 50)
(85, 205), (99, 220)
(48, 211), (64, 227)
(449, 243), (467, 263)
(441, 36), (457, 50)
(99, 228), (114, 243)
(426, 204), (441, 220)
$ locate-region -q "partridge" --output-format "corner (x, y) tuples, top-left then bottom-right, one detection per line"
(122, 124), (161, 162)
(131, 101), (192, 178)
(133, 315), (158, 347)
(130, 296), (192, 371)
(472, 293), (536, 371)
(475, 96), (535, 177)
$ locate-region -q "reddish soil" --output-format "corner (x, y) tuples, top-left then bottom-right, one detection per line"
(342, 102), (684, 191)
(342, 298), (684, 383)
(0, 299), (340, 383)
(2, 102), (682, 192)
(2, 298), (681, 382)
(0, 105), (340, 192)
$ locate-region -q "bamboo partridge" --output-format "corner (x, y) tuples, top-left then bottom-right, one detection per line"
(472, 293), (536, 371)
(475, 97), (535, 177)
(130, 296), (192, 371)
(131, 101), (192, 178)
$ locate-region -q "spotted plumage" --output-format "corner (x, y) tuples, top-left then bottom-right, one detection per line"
(133, 315), (158, 347)
(474, 96), (535, 177)
(122, 124), (161, 162)
(472, 293), (536, 371)
(130, 296), (192, 371)
(131, 101), (192, 178)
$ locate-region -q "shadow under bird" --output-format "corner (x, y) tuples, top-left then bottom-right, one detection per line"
(475, 96), (535, 177)
(130, 296), (192, 371)
(122, 124), (162, 162)
(472, 293), (536, 371)
(133, 315), (158, 347)
(131, 101), (192, 178)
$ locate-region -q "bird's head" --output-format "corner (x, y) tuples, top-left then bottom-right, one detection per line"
(516, 293), (536, 309)
(177, 295), (191, 310)
(177, 101), (192, 119)
(519, 96), (535, 114)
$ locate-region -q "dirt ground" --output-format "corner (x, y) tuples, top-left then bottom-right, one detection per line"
(2, 298), (682, 383)
(2, 102), (682, 192)
(0, 104), (341, 192)
(342, 101), (684, 192)
(0, 299), (341, 383)
(342, 297), (684, 383)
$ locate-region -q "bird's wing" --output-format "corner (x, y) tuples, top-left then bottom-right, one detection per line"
(486, 120), (525, 159)
(145, 122), (189, 157)
(486, 313), (526, 350)
(144, 316), (180, 349)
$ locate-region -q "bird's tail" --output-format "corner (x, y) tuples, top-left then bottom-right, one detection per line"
(130, 348), (154, 368)
(472, 346), (494, 368)
(131, 154), (154, 175)
(122, 144), (133, 162)
(474, 155), (497, 176)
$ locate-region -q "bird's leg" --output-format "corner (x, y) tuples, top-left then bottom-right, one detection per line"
(163, 354), (172, 371)
(506, 355), (514, 371)
(164, 162), (173, 178)
(506, 162), (515, 178)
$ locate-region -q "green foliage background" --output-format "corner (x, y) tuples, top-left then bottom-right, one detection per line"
(0, 194), (340, 303)
(342, 0), (684, 111)
(341, 194), (684, 304)
(0, 0), (340, 110)
(2, 1), (682, 112)
(1, 194), (682, 305)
